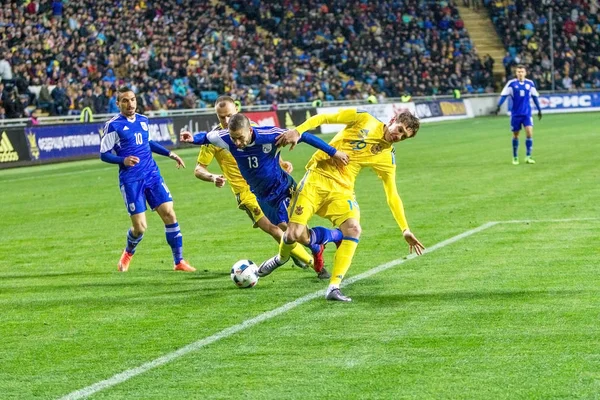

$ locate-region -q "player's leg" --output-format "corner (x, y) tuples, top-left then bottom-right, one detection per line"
(326, 219), (361, 302)
(257, 173), (319, 276)
(511, 115), (523, 164)
(149, 177), (195, 272)
(118, 181), (147, 272)
(524, 123), (535, 164)
(317, 192), (361, 301)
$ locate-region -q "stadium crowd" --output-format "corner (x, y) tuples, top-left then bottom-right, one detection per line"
(232, 0), (495, 98)
(0, 0), (492, 118)
(1, 0), (598, 119)
(488, 0), (600, 90)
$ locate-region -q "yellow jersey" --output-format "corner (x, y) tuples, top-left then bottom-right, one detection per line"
(296, 108), (409, 231)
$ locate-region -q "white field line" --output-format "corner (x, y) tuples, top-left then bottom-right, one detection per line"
(58, 217), (599, 399)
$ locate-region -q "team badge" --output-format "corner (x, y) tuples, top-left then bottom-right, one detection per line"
(262, 144), (272, 153)
(294, 205), (304, 215)
(129, 203), (136, 212)
(525, 84), (531, 90)
(371, 143), (382, 154)
(253, 207), (261, 215)
(140, 122), (148, 131)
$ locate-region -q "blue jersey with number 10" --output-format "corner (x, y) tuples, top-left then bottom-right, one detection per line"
(100, 113), (160, 183)
(500, 79), (539, 117)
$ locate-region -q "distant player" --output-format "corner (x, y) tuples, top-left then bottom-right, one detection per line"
(193, 96), (326, 277)
(495, 65), (542, 165)
(100, 86), (195, 272)
(259, 109), (425, 302)
(180, 113), (349, 276)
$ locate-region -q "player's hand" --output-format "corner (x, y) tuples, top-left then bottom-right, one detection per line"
(275, 129), (301, 150)
(331, 150), (349, 167)
(169, 152), (185, 169)
(403, 229), (424, 256)
(212, 175), (226, 188)
(180, 130), (194, 142)
(538, 110), (542, 121)
(123, 156), (140, 167)
(280, 160), (293, 174)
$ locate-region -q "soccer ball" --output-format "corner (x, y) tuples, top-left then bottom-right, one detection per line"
(230, 259), (260, 288)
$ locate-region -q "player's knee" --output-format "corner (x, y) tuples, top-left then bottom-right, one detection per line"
(342, 221), (361, 239)
(285, 224), (304, 243)
(133, 221), (147, 235)
(161, 209), (177, 224)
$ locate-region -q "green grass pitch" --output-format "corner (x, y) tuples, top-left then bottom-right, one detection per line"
(1, 113), (599, 399)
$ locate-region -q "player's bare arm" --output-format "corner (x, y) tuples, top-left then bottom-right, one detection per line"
(168, 152), (185, 169)
(194, 163), (227, 188)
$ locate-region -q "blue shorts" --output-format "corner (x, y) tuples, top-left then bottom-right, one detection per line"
(511, 115), (533, 132)
(257, 178), (296, 226)
(119, 174), (172, 216)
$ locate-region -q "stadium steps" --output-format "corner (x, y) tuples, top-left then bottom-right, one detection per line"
(457, 4), (506, 87)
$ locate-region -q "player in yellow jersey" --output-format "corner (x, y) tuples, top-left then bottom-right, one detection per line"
(193, 96), (329, 278)
(258, 108), (425, 301)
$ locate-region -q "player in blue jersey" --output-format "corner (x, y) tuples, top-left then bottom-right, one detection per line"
(180, 113), (349, 275)
(495, 65), (542, 165)
(100, 86), (196, 272)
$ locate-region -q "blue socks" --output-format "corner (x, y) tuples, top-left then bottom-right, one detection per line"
(525, 137), (533, 156)
(308, 227), (343, 252)
(165, 222), (183, 264)
(512, 138), (519, 158)
(126, 229), (143, 254)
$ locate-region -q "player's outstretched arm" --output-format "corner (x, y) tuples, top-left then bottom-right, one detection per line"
(276, 109), (360, 148)
(180, 130), (211, 145)
(532, 96), (542, 120)
(194, 163), (227, 188)
(495, 95), (508, 115)
(376, 166), (424, 255)
(149, 141), (185, 168)
(168, 152), (186, 169)
(403, 229), (424, 256)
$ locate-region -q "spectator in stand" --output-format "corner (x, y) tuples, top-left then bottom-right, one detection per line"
(4, 89), (24, 118)
(488, 0), (600, 90)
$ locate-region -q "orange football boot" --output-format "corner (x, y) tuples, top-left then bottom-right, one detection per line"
(174, 260), (196, 272)
(118, 250), (134, 272)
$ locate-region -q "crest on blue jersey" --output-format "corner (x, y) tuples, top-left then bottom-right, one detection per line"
(262, 144), (272, 153)
(525, 84), (531, 90)
(140, 122), (148, 131)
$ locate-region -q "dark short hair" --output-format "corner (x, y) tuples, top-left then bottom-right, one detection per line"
(117, 86), (134, 100)
(516, 64), (527, 70)
(215, 95), (235, 109)
(228, 113), (250, 131)
(397, 111), (420, 137)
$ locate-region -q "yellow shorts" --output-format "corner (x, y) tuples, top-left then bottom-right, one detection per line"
(235, 187), (264, 228)
(288, 171), (360, 227)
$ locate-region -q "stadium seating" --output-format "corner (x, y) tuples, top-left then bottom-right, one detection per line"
(230, 0), (495, 96)
(486, 0), (600, 90)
